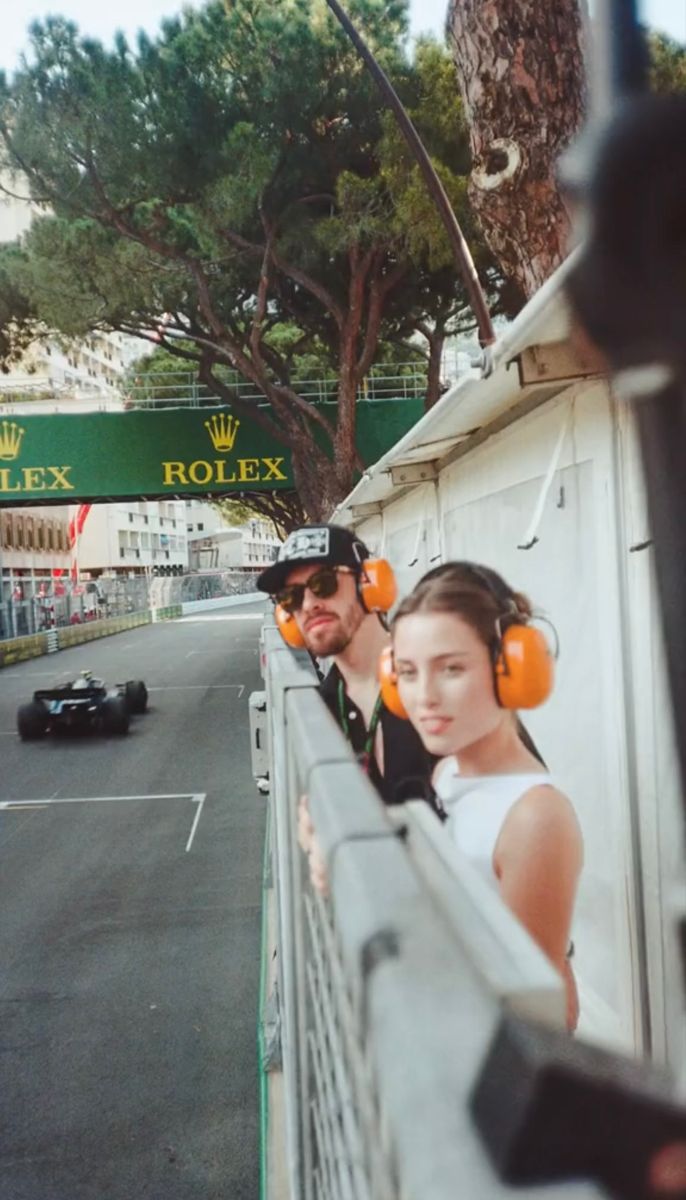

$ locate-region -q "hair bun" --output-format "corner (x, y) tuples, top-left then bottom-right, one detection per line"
(510, 590), (533, 620)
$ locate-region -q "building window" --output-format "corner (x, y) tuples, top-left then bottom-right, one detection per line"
(197, 523), (204, 532)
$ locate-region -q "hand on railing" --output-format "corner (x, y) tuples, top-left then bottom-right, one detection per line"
(297, 794), (329, 898)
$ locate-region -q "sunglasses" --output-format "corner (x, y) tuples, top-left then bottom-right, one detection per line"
(274, 566), (354, 614)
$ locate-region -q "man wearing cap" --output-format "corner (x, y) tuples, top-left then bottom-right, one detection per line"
(257, 524), (430, 806)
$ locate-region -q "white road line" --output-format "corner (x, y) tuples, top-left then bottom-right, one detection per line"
(185, 794), (206, 853)
(177, 613), (265, 622)
(0, 792), (196, 808)
(148, 684), (245, 697)
(1, 791), (207, 854)
(1, 670), (64, 679)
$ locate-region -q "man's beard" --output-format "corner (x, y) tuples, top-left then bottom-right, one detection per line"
(308, 625), (353, 656)
(303, 607), (361, 657)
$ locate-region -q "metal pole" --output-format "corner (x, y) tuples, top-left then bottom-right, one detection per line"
(323, 0), (496, 350)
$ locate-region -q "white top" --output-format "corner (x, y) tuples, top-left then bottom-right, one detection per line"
(434, 758), (558, 896)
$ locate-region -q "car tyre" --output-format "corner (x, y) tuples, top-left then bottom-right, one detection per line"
(124, 680), (148, 714)
(17, 700), (49, 741)
(101, 697), (130, 736)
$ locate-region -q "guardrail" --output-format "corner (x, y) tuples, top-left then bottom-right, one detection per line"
(125, 368), (429, 409)
(256, 625), (602, 1200)
(0, 608), (175, 669)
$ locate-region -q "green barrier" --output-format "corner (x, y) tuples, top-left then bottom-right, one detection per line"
(0, 631), (49, 668)
(56, 611), (152, 650)
(0, 610), (154, 668)
(153, 605), (183, 621)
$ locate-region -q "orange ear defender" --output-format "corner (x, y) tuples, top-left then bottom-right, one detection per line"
(358, 558), (397, 613)
(274, 603), (307, 649)
(273, 557), (397, 647)
(378, 645), (409, 719)
(379, 619), (556, 717)
(494, 622), (555, 709)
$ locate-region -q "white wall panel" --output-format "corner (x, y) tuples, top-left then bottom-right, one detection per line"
(390, 386), (641, 1052)
(350, 379), (685, 1072)
(617, 405), (686, 1075)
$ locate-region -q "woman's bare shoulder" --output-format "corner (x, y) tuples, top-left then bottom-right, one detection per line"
(499, 783), (583, 864)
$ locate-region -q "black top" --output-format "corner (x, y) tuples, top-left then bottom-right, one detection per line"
(319, 663), (435, 808)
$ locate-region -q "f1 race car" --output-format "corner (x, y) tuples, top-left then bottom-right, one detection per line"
(16, 670), (148, 740)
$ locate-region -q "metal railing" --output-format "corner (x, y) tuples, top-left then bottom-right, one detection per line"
(124, 369), (429, 409)
(0, 570), (260, 643)
(258, 624), (601, 1200)
(0, 575), (151, 641)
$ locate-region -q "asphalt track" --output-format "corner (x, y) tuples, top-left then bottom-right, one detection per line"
(0, 599), (270, 1200)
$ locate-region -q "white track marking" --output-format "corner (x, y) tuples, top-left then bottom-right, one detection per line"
(177, 613), (264, 622)
(185, 794), (206, 853)
(0, 792), (195, 808)
(1, 670), (68, 680)
(148, 684), (245, 697)
(0, 791), (208, 854)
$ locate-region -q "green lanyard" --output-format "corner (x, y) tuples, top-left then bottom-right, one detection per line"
(337, 678), (383, 774)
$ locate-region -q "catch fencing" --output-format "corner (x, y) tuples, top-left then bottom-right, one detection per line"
(0, 569), (261, 667)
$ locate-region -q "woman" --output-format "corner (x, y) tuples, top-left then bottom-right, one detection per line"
(390, 562), (583, 1032)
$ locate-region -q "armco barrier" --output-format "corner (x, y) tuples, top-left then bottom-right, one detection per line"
(180, 592), (265, 616)
(150, 605), (183, 623)
(0, 607), (182, 668)
(0, 595), (266, 668)
(0, 631), (49, 668)
(55, 610), (152, 648)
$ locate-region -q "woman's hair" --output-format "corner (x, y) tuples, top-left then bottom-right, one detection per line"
(392, 562), (546, 765)
(391, 562), (533, 656)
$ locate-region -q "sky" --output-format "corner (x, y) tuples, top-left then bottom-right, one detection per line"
(0, 0), (683, 73)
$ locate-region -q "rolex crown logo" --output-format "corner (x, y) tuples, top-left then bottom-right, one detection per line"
(205, 413), (240, 453)
(0, 419), (25, 462)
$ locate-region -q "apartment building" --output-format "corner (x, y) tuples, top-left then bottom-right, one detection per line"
(0, 504), (72, 636)
(77, 501), (189, 578)
(185, 501), (280, 571)
(0, 170), (141, 406)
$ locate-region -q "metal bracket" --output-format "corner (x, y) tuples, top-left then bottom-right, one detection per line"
(350, 501), (383, 518)
(390, 461), (438, 486)
(517, 340), (605, 387)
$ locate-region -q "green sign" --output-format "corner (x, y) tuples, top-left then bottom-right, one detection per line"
(0, 399), (423, 505)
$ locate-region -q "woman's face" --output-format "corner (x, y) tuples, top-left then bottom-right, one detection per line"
(393, 610), (505, 757)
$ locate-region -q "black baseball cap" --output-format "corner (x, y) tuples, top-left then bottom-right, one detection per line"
(257, 524), (370, 594)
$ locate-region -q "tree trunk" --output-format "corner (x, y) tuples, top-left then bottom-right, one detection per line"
(290, 436), (349, 523)
(447, 0), (586, 301)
